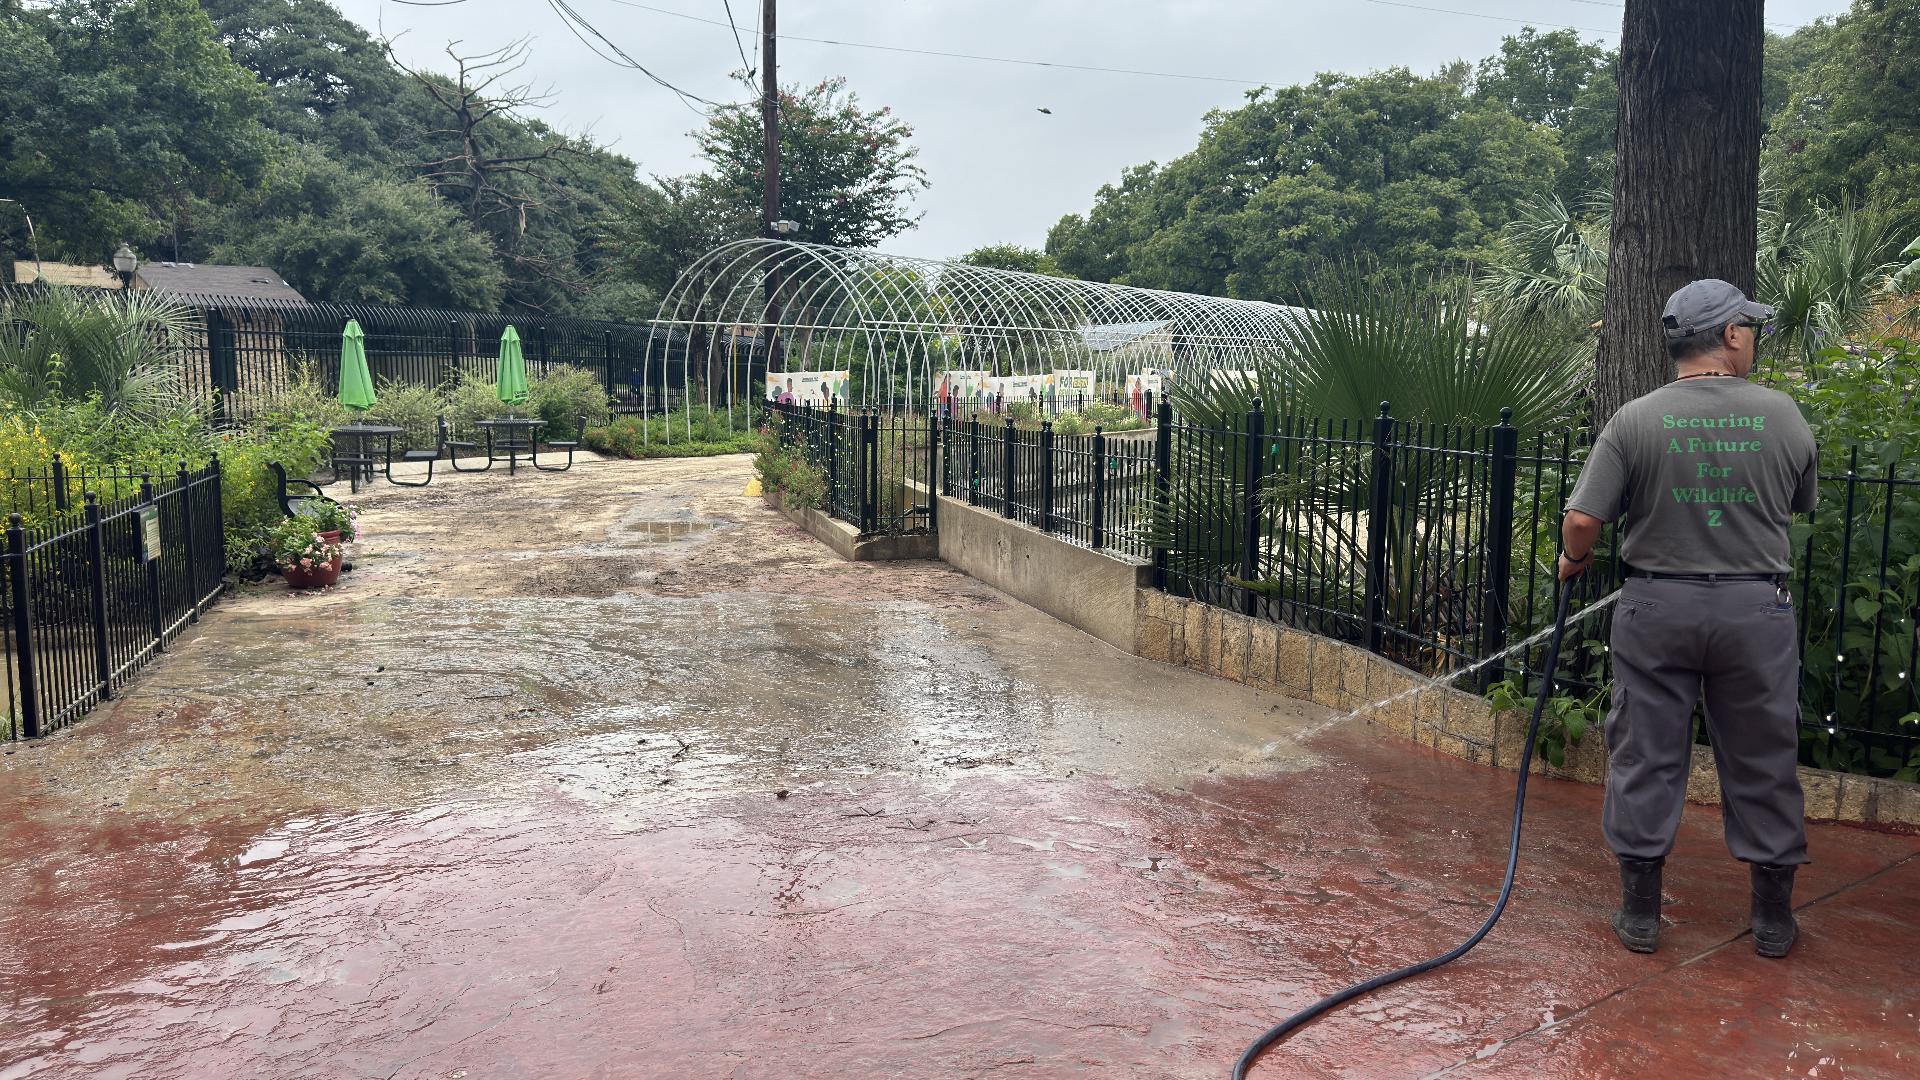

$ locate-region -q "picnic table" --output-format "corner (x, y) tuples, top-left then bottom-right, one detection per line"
(474, 417), (544, 475)
(329, 424), (406, 493)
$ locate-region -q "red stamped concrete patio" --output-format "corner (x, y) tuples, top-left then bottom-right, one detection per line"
(2, 455), (1915, 1079)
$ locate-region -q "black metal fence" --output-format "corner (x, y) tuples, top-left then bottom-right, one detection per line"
(844, 393), (1919, 781)
(765, 402), (936, 536)
(0, 285), (730, 420)
(938, 413), (1157, 558)
(3, 460), (226, 740)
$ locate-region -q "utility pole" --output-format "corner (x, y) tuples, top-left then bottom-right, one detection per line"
(759, 0), (784, 373)
(760, 0), (779, 238)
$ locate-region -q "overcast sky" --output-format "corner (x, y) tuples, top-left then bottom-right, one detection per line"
(337, 0), (1853, 261)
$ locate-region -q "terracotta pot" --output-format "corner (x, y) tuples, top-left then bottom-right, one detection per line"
(282, 530), (344, 590)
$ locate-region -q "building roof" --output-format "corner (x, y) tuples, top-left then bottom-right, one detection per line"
(14, 261), (123, 289)
(134, 262), (306, 302)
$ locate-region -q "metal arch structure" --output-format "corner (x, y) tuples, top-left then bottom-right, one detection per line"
(645, 239), (1312, 419)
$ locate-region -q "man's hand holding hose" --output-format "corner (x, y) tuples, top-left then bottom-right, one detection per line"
(1558, 509), (1604, 580)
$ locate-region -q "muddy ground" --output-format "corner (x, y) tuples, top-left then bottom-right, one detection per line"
(2, 453), (1915, 1079)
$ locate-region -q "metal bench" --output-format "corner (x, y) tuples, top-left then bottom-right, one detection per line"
(442, 416), (491, 472)
(534, 414), (589, 472)
(268, 462), (341, 517)
(389, 427), (441, 487)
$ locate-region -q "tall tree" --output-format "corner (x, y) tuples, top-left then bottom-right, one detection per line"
(0, 0), (270, 274)
(1044, 66), (1563, 301)
(1764, 0), (1920, 222)
(1595, 0), (1765, 423)
(694, 76), (926, 249)
(204, 144), (505, 309)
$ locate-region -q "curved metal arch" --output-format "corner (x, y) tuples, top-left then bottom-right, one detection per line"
(645, 240), (1312, 436)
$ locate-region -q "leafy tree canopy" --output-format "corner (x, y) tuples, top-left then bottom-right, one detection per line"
(1764, 0), (1920, 222)
(692, 76), (927, 249)
(0, 0), (271, 263)
(1047, 64), (1566, 300)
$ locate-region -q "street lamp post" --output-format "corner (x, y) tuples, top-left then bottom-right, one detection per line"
(112, 243), (138, 291)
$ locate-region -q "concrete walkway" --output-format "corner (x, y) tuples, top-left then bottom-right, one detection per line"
(1, 454), (1914, 1079)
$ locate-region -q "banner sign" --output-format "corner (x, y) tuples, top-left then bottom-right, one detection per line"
(936, 370), (991, 412)
(765, 370), (851, 406)
(1048, 370), (1096, 412)
(1126, 368), (1175, 419)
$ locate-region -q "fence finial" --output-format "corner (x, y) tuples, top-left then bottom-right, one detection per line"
(1498, 406), (1513, 426)
(1377, 401), (1392, 417)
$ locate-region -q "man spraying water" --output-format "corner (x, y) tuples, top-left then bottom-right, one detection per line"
(1558, 279), (1819, 958)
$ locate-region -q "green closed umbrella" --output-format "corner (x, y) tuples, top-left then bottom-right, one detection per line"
(496, 325), (529, 409)
(338, 319), (378, 412)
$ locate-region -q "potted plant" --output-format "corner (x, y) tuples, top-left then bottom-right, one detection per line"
(301, 501), (358, 545)
(271, 515), (345, 590)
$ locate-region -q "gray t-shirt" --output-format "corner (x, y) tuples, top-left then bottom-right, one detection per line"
(1565, 377), (1818, 574)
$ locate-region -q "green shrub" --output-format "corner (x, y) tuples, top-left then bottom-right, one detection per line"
(529, 365), (612, 442)
(581, 406), (759, 459)
(252, 357), (352, 433)
(442, 372), (505, 437)
(366, 381), (442, 450)
(754, 434), (827, 509)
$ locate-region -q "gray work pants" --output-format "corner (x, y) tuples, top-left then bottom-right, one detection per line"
(1602, 576), (1809, 866)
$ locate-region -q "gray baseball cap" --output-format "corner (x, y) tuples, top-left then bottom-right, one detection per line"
(1662, 279), (1774, 340)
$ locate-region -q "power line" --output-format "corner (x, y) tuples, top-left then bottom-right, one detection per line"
(720, 0), (755, 77)
(603, 0), (1278, 85)
(544, 0), (723, 113)
(1548, 0), (1799, 34)
(1356, 0), (1616, 35)
(391, 0), (729, 112)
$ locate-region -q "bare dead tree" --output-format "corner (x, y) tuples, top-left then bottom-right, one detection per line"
(385, 37), (604, 312)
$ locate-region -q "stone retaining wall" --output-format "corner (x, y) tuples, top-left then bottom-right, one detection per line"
(1135, 590), (1920, 830)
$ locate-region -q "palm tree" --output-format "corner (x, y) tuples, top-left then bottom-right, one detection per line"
(1475, 192), (1610, 330)
(1755, 199), (1918, 372)
(0, 286), (192, 416)
(1150, 266), (1588, 665)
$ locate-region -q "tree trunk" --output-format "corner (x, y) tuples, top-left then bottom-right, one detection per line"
(1595, 0), (1765, 425)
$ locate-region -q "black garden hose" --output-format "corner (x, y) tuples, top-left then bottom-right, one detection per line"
(1232, 582), (1579, 1079)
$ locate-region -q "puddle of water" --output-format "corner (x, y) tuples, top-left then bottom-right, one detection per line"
(626, 520), (714, 543)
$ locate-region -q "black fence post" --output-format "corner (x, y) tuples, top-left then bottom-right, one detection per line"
(1152, 396), (1173, 589)
(927, 407), (940, 530)
(1362, 402), (1395, 655)
(210, 455), (226, 578)
(446, 319), (461, 387)
(206, 307), (236, 422)
(826, 398), (839, 517)
(1092, 426), (1108, 551)
(141, 475), (164, 651)
(861, 409), (878, 534)
(604, 330), (617, 403)
(1240, 399), (1266, 617)
(176, 460), (200, 623)
(1039, 421), (1055, 532)
(6, 513), (40, 739)
(51, 452), (68, 513)
(968, 416), (981, 507)
(1002, 415), (1017, 519)
(85, 493), (112, 702)
(538, 324), (551, 378)
(1480, 408), (1519, 690)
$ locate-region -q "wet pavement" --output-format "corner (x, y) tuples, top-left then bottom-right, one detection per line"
(2, 454), (1916, 1079)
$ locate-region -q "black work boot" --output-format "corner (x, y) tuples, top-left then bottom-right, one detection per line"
(1611, 856), (1664, 953)
(1750, 862), (1799, 959)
